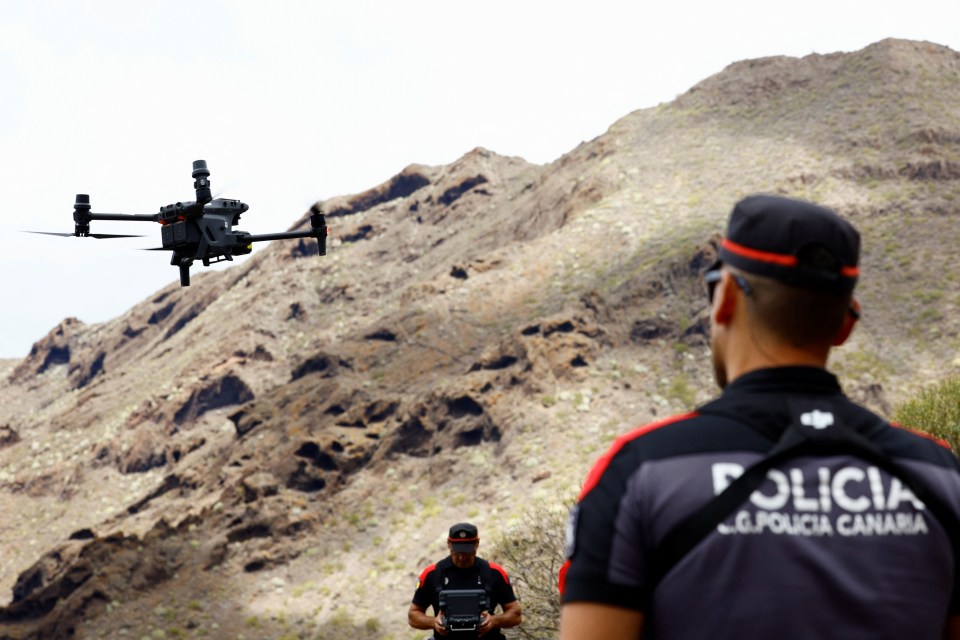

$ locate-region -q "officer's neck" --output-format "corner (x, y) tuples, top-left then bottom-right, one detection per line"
(720, 313), (829, 386)
(448, 557), (477, 569)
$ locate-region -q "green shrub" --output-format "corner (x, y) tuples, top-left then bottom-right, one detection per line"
(893, 374), (960, 452)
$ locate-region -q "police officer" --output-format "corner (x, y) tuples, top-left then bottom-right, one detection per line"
(409, 523), (522, 638)
(559, 195), (960, 639)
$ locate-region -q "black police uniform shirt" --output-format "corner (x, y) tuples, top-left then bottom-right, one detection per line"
(561, 367), (960, 640)
(412, 555), (517, 639)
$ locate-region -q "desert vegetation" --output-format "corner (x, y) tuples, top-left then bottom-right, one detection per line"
(894, 374), (960, 451)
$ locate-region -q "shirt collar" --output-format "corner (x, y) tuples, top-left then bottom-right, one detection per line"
(723, 366), (843, 397)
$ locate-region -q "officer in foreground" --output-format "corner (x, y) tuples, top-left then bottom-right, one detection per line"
(409, 522), (522, 638)
(559, 195), (960, 639)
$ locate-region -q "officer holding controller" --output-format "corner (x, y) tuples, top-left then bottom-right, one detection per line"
(409, 523), (522, 638)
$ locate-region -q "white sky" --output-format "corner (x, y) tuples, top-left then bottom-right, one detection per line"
(1, 0), (958, 358)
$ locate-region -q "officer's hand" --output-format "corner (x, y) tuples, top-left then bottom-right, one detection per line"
(478, 611), (496, 636)
(434, 612), (448, 636)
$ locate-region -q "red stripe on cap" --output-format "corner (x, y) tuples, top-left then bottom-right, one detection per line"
(448, 536), (479, 543)
(722, 238), (797, 267)
(578, 412), (698, 501)
(724, 239), (859, 276)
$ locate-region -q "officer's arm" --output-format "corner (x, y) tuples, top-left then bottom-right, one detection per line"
(482, 599), (521, 632)
(945, 614), (960, 639)
(408, 602), (445, 635)
(559, 602), (643, 640)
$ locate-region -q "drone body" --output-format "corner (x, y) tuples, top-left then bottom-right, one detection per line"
(59, 160), (327, 286)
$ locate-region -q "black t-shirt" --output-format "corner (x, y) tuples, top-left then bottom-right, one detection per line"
(412, 556), (517, 639)
(561, 367), (960, 639)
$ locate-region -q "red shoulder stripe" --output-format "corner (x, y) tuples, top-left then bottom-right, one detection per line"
(578, 412), (698, 500)
(558, 559), (571, 594)
(890, 421), (952, 450)
(417, 562), (438, 583)
(488, 561), (509, 583)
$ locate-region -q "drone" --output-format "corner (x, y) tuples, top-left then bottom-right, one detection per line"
(36, 159), (327, 286)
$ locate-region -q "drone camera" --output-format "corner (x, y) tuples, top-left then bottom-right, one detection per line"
(158, 203), (181, 223)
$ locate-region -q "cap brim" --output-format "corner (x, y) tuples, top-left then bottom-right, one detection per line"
(450, 540), (478, 552)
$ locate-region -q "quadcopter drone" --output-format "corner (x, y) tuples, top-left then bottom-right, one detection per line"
(36, 159), (327, 286)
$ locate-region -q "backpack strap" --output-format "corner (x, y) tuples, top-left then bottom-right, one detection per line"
(436, 557), (494, 594)
(475, 558), (494, 595)
(434, 557), (451, 599)
(646, 403), (960, 595)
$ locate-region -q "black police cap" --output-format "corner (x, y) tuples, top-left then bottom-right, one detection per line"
(718, 194), (860, 293)
(448, 522), (479, 551)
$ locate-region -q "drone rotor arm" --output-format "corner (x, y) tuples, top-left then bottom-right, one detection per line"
(87, 213), (160, 222)
(71, 213), (158, 237)
(70, 188), (159, 236)
(243, 215), (328, 255)
(242, 230), (316, 243)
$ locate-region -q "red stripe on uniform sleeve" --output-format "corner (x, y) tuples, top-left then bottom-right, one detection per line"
(577, 412), (698, 500)
(558, 559), (571, 594)
(418, 562), (437, 583)
(890, 422), (952, 450)
(489, 562), (510, 584)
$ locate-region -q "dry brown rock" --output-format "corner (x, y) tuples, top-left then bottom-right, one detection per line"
(8, 318), (82, 384)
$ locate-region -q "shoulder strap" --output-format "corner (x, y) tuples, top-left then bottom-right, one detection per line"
(475, 558), (494, 591)
(434, 557), (452, 593)
(647, 409), (960, 594)
(436, 557), (493, 591)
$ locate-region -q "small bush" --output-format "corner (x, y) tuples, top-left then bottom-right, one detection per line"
(893, 374), (960, 452)
(490, 498), (574, 640)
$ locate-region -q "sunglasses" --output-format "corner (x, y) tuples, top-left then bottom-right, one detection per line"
(704, 269), (752, 304)
(705, 269), (861, 320)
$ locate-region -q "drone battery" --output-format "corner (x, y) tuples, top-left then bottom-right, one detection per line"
(161, 221), (197, 248)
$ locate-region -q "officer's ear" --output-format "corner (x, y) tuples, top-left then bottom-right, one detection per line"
(832, 297), (860, 346)
(711, 271), (739, 326)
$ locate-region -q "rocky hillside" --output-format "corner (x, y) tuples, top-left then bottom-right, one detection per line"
(1, 38), (959, 639)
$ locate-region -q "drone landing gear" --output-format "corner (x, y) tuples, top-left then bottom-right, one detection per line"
(173, 255), (194, 286)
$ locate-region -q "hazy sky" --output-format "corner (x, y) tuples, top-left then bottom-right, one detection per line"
(1, 1), (958, 358)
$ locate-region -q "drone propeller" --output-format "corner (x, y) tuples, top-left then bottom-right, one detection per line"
(27, 231), (146, 239)
(88, 233), (147, 239)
